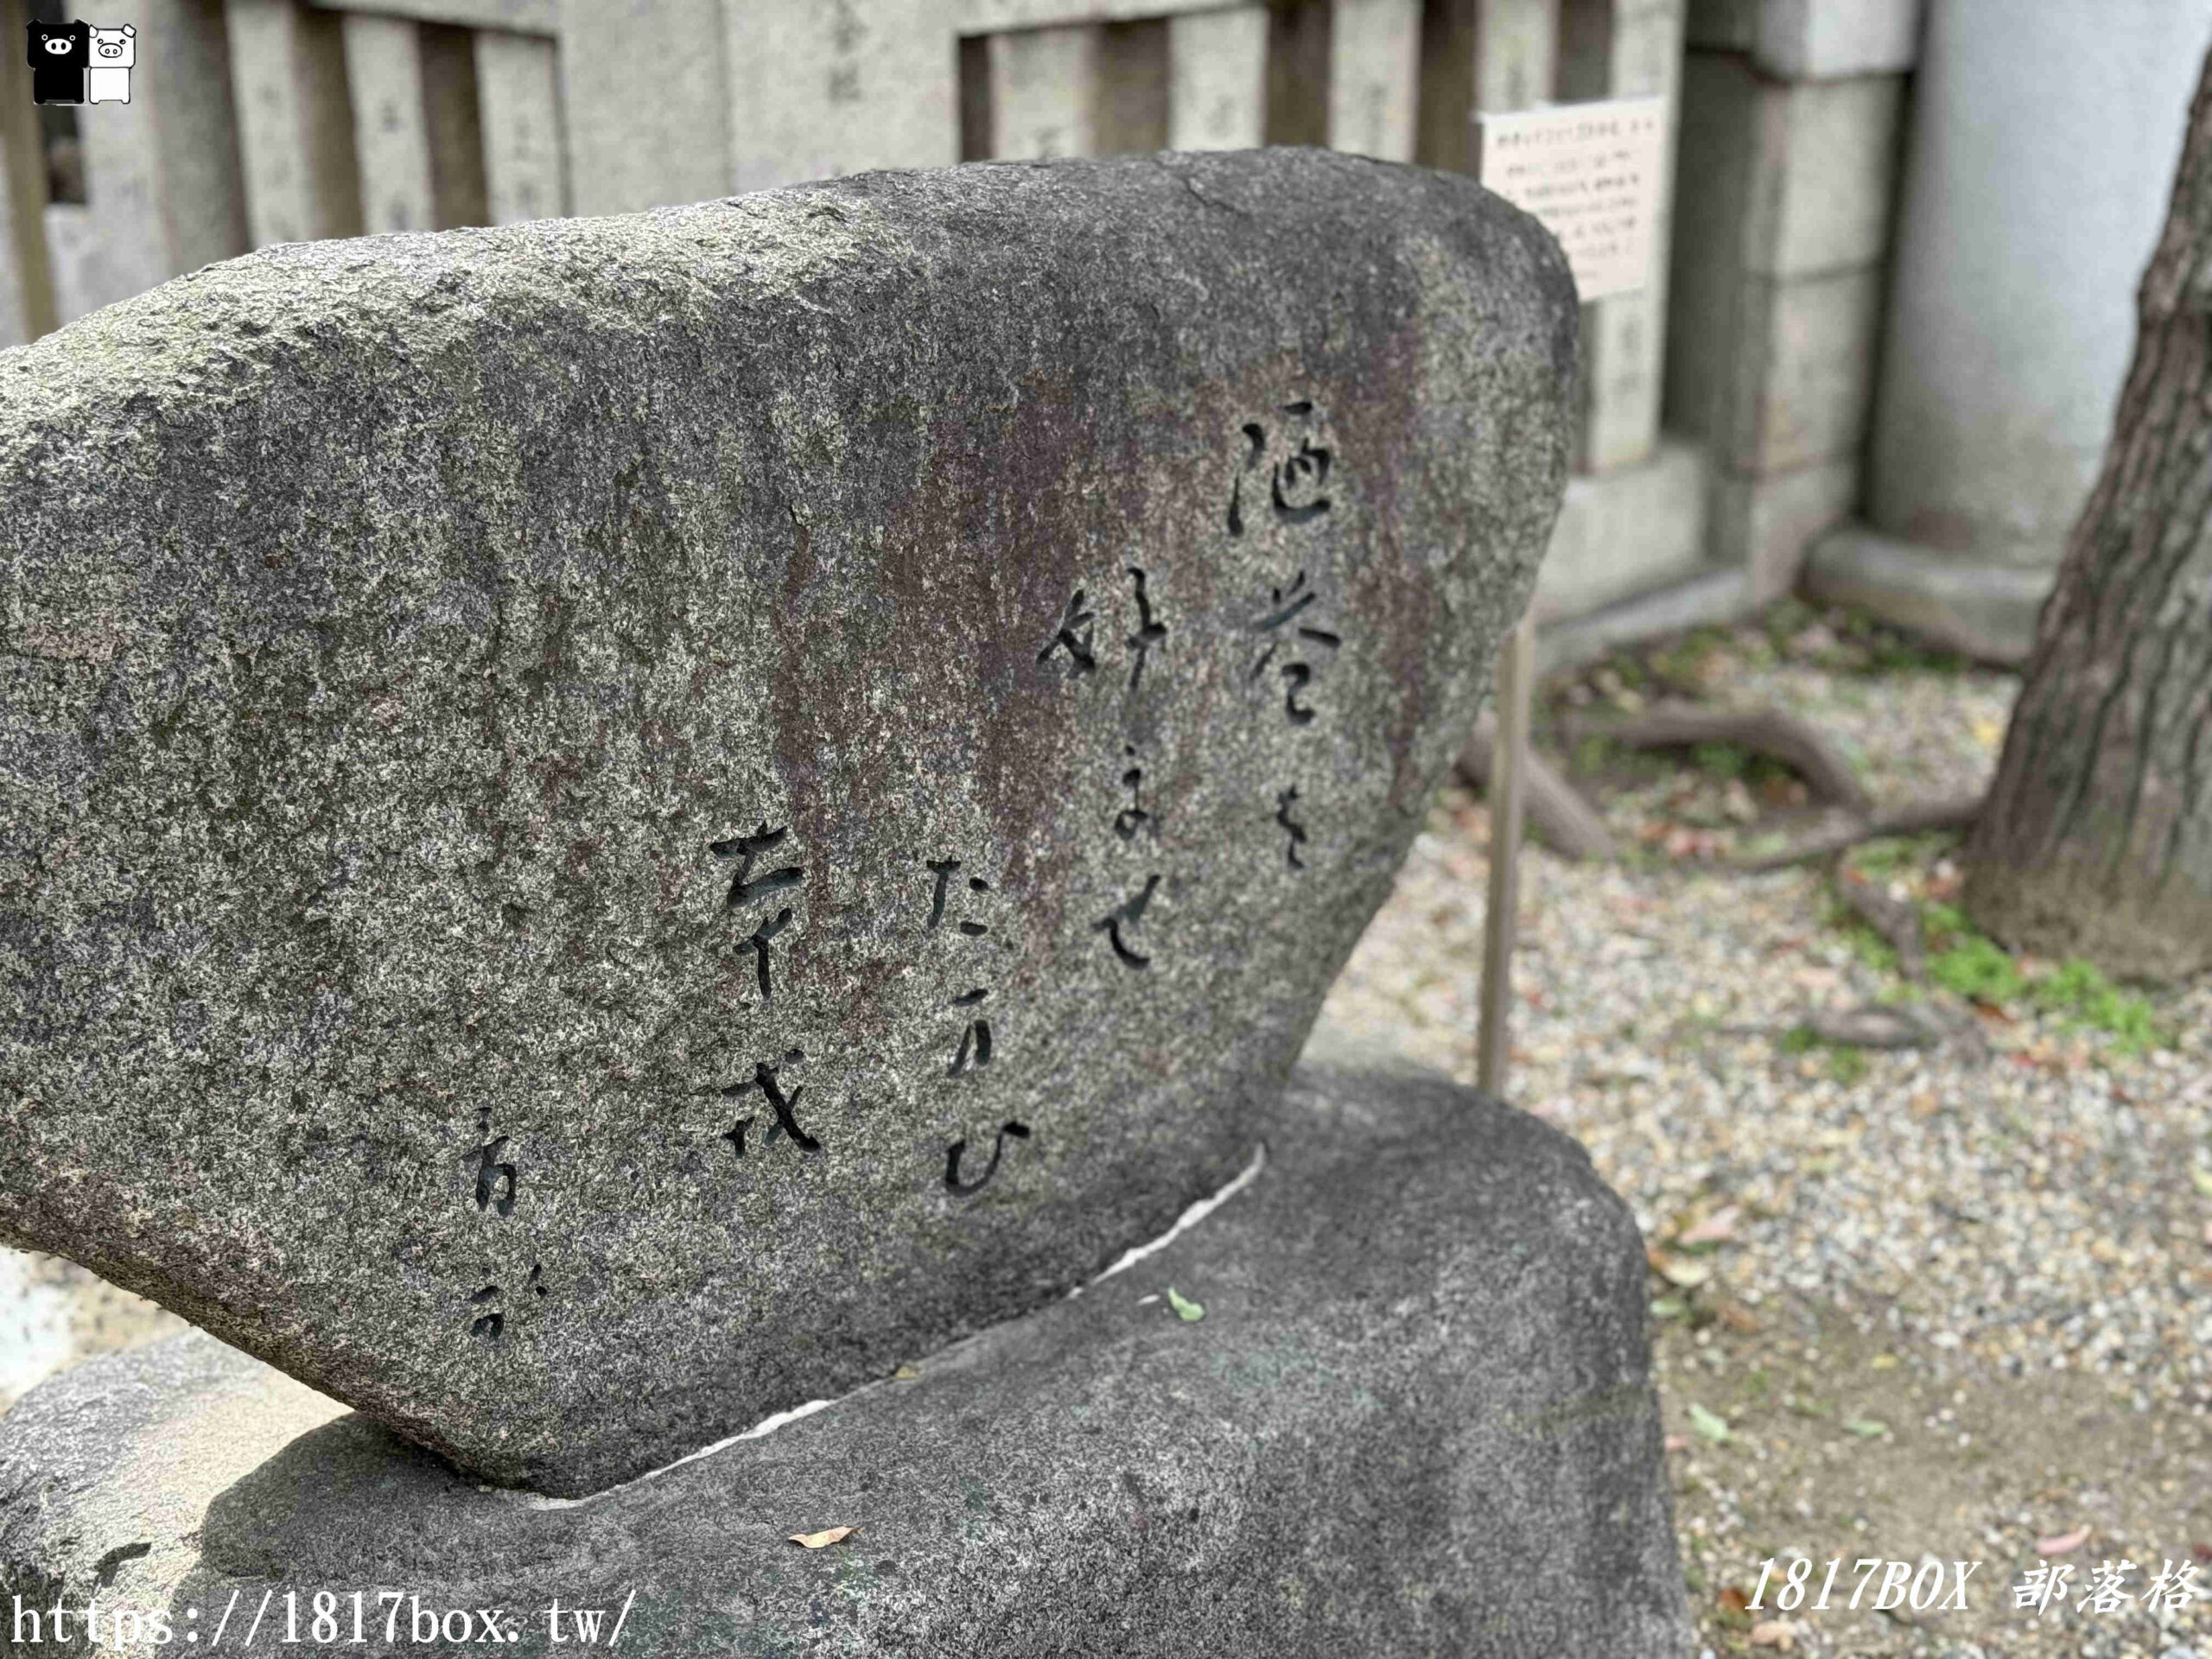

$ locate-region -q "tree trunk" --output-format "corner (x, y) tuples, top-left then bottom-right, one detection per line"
(1963, 46), (2212, 981)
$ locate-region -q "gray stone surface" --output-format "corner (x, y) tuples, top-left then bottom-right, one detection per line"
(1535, 564), (1753, 681)
(556, 0), (728, 218)
(0, 149), (1578, 1495)
(1804, 524), (2056, 665)
(1688, 0), (1923, 80)
(0, 1059), (1690, 1658)
(1866, 1), (2211, 568)
(1533, 438), (1708, 625)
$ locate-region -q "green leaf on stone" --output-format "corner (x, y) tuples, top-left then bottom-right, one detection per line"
(1166, 1286), (1205, 1323)
(1649, 1297), (1688, 1320)
(2191, 1168), (2212, 1198)
(1841, 1417), (1887, 1439)
(1688, 1403), (1732, 1445)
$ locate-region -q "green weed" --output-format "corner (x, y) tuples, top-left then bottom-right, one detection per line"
(1843, 830), (1960, 880)
(1822, 899), (1900, 976)
(1692, 740), (1750, 780)
(2030, 958), (2167, 1054)
(1929, 933), (2024, 1005)
(1920, 904), (2171, 1052)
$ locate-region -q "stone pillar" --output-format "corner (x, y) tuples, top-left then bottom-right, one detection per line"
(343, 11), (439, 232)
(980, 23), (1103, 157)
(310, 0), (555, 25)
(556, 0), (728, 214)
(1166, 5), (1265, 151)
(727, 0), (958, 191)
(1325, 0), (1418, 160)
(1416, 0), (1559, 175)
(67, 0), (247, 312)
(1867, 0), (2212, 569)
(974, 19), (1167, 159)
(0, 0), (58, 342)
(1666, 0), (1911, 599)
(474, 28), (565, 221)
(1421, 0), (1713, 631)
(224, 0), (364, 246)
(334, 7), (495, 234)
(419, 23), (489, 228)
(1560, 0), (1685, 475)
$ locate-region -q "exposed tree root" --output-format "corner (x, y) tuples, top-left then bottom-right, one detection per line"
(1729, 794), (1985, 874)
(1457, 715), (1618, 864)
(1802, 1002), (1946, 1051)
(1559, 701), (1873, 815)
(1834, 871), (1929, 982)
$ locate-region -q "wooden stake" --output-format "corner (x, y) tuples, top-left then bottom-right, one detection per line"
(1478, 610), (1535, 1096)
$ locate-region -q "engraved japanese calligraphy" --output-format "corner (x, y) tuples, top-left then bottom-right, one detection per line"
(0, 150), (1576, 1493)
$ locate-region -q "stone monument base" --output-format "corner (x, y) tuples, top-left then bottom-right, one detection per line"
(0, 1061), (1689, 1657)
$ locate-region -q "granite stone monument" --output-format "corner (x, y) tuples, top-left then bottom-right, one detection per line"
(0, 146), (1689, 1655)
(2, 148), (1571, 1495)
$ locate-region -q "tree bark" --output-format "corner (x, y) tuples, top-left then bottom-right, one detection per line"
(1963, 46), (2212, 980)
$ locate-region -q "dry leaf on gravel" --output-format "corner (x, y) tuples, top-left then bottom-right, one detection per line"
(789, 1527), (860, 1549)
(1653, 1254), (1713, 1289)
(1749, 1620), (1799, 1650)
(1678, 1207), (1741, 1247)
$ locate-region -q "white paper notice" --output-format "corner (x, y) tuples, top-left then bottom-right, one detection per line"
(1475, 99), (1669, 302)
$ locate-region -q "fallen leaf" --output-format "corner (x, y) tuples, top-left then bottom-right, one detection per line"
(1749, 1619), (1798, 1650)
(2036, 1527), (2090, 1556)
(1717, 1302), (1762, 1335)
(1688, 1403), (1732, 1445)
(2192, 1169), (2212, 1199)
(1678, 1207), (1740, 1247)
(1970, 715), (2005, 752)
(1658, 1256), (1713, 1290)
(2192, 1541), (2212, 1562)
(789, 1526), (860, 1549)
(892, 1363), (921, 1382)
(1841, 1417), (1887, 1439)
(1649, 1296), (1688, 1320)
(1869, 1354), (1898, 1370)
(1166, 1286), (1205, 1323)
(1717, 1586), (1751, 1615)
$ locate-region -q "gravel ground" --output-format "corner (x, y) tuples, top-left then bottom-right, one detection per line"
(1321, 606), (2212, 1658)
